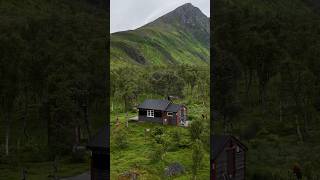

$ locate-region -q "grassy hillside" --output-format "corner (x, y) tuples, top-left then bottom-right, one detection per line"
(110, 103), (210, 180)
(110, 63), (210, 179)
(110, 4), (210, 69)
(213, 0), (320, 179)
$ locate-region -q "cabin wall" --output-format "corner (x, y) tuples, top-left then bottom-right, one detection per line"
(213, 140), (246, 180)
(235, 147), (245, 180)
(138, 109), (163, 123)
(163, 111), (178, 125)
(214, 149), (228, 180)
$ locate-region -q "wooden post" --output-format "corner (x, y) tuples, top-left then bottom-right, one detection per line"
(126, 112), (129, 128)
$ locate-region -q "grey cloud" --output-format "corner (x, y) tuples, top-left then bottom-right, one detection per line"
(111, 0), (210, 33)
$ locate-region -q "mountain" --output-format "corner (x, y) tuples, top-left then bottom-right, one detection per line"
(110, 3), (210, 68)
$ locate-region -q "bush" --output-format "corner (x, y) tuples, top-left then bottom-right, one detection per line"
(189, 120), (204, 141)
(241, 122), (260, 140)
(114, 127), (128, 149)
(191, 140), (203, 179)
(170, 129), (181, 145)
(151, 127), (165, 137)
(154, 135), (164, 144)
(248, 168), (274, 180)
(70, 147), (86, 163)
(149, 144), (164, 162)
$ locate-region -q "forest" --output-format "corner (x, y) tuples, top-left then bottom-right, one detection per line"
(0, 0), (107, 179)
(213, 0), (320, 179)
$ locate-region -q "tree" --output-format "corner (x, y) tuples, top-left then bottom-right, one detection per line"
(191, 140), (203, 180)
(189, 119), (204, 141)
(148, 69), (185, 97)
(212, 48), (241, 132)
(113, 127), (128, 149)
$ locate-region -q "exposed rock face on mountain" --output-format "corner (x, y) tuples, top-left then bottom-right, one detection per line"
(110, 3), (210, 67)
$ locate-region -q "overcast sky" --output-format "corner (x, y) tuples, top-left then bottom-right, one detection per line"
(111, 0), (210, 33)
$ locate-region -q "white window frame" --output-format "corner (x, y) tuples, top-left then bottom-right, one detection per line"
(147, 110), (154, 118)
(167, 112), (173, 116)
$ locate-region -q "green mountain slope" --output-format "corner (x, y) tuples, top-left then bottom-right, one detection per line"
(110, 3), (210, 68)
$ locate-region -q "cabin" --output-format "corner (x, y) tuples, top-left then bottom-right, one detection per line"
(211, 135), (248, 180)
(87, 125), (109, 180)
(137, 99), (187, 126)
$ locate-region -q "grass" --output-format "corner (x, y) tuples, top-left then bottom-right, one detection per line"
(110, 103), (210, 180)
(110, 23), (209, 68)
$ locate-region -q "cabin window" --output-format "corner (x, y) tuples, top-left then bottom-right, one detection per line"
(236, 146), (240, 153)
(167, 112), (173, 116)
(147, 110), (154, 117)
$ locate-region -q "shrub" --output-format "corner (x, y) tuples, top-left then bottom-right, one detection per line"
(151, 127), (165, 137)
(114, 127), (128, 149)
(149, 144), (164, 162)
(170, 129), (181, 145)
(189, 120), (203, 141)
(191, 140), (203, 180)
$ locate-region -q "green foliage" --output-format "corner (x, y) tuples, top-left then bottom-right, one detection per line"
(0, 0), (107, 169)
(151, 127), (165, 137)
(111, 65), (209, 113)
(170, 129), (182, 147)
(113, 127), (129, 149)
(214, 0), (320, 177)
(149, 144), (165, 163)
(149, 70), (185, 96)
(189, 119), (204, 141)
(191, 139), (204, 179)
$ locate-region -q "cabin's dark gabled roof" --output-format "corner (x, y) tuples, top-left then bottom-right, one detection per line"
(87, 125), (109, 150)
(138, 99), (171, 111)
(211, 135), (248, 160)
(166, 104), (183, 112)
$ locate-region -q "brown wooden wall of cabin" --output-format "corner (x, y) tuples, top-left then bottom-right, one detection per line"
(163, 111), (178, 125)
(213, 139), (246, 180)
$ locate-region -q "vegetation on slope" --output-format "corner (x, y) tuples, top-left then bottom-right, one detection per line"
(110, 64), (210, 179)
(110, 3), (210, 68)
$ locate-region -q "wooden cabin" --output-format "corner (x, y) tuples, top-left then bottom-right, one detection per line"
(211, 135), (248, 180)
(87, 125), (109, 180)
(137, 99), (187, 126)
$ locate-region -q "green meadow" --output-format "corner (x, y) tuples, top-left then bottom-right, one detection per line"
(110, 102), (210, 180)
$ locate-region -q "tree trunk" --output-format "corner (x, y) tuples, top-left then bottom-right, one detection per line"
(295, 116), (303, 143)
(5, 112), (10, 156)
(303, 111), (309, 137)
(246, 69), (253, 99)
(75, 126), (80, 144)
(83, 105), (91, 139)
(279, 101), (282, 122)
